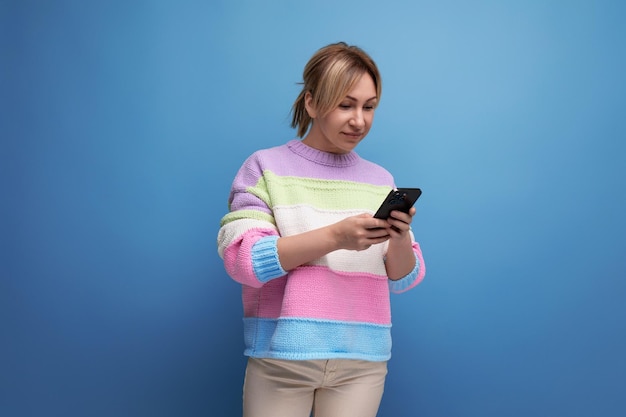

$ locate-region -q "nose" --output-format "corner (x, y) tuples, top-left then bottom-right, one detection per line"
(350, 109), (365, 129)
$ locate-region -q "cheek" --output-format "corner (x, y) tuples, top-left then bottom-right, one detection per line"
(328, 114), (349, 129)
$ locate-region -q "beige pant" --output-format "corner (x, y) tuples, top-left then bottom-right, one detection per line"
(242, 357), (388, 417)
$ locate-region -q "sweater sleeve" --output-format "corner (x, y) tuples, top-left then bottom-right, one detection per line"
(251, 236), (287, 283)
(218, 227), (287, 288)
(217, 154), (287, 287)
(388, 241), (426, 294)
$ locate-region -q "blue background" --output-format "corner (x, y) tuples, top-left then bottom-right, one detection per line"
(2, 1), (625, 416)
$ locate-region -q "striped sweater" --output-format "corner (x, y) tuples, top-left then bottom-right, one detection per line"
(217, 139), (425, 361)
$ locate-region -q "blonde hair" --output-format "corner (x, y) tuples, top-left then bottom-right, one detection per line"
(291, 42), (382, 138)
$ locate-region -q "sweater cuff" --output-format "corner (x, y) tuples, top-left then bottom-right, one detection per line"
(388, 254), (420, 293)
(252, 236), (287, 283)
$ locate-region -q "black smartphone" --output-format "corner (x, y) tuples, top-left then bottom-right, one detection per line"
(373, 188), (422, 219)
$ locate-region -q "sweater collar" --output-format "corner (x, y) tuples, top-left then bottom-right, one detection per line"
(287, 139), (360, 167)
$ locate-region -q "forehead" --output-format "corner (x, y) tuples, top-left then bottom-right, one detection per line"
(344, 73), (377, 99)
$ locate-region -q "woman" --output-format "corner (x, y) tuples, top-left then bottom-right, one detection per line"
(217, 42), (426, 417)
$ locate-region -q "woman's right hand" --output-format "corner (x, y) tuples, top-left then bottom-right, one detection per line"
(331, 214), (391, 251)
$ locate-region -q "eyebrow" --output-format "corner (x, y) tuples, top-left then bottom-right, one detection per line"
(345, 95), (378, 102)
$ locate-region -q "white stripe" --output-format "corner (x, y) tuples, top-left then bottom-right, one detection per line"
(217, 218), (275, 257)
(274, 205), (389, 275)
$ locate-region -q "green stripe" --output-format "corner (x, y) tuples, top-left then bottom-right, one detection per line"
(220, 209), (276, 227)
(247, 171), (392, 211)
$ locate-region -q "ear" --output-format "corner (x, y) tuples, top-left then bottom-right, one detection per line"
(304, 91), (317, 119)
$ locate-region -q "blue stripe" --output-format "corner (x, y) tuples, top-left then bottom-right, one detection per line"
(388, 254), (420, 293)
(251, 235), (287, 282)
(243, 317), (392, 361)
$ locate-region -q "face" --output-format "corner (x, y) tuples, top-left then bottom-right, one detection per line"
(303, 72), (378, 154)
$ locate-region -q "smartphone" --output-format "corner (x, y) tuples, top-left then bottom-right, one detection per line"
(373, 188), (422, 219)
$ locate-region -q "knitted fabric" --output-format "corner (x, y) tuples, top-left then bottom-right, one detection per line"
(217, 139), (425, 361)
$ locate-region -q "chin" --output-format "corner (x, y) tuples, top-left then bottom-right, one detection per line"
(335, 142), (358, 153)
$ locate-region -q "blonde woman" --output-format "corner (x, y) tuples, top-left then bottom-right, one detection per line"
(217, 42), (426, 417)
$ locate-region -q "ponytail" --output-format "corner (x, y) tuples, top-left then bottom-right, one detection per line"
(291, 89), (312, 138)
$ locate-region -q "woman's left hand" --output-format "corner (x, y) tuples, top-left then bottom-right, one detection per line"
(383, 206), (417, 280)
(385, 207), (415, 241)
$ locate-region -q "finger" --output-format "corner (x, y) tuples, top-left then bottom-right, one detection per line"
(386, 219), (409, 234)
(365, 218), (391, 230)
(384, 225), (403, 237)
(367, 235), (390, 246)
(389, 211), (413, 225)
(368, 227), (391, 238)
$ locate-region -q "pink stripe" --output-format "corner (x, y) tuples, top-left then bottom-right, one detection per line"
(242, 278), (287, 318)
(413, 242), (427, 288)
(280, 266), (391, 324)
(222, 227), (277, 288)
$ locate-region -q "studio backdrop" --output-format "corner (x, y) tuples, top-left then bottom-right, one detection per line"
(3, 1), (625, 416)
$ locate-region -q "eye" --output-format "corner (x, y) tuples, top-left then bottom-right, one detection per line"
(339, 103), (351, 109)
(364, 105), (375, 111)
